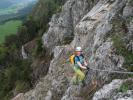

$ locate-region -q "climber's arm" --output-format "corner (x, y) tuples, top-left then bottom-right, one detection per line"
(83, 58), (90, 70)
(77, 61), (87, 69)
(84, 59), (88, 66)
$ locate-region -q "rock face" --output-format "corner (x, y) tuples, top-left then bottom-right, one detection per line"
(93, 79), (133, 100)
(92, 79), (123, 100)
(113, 90), (133, 100)
(21, 46), (28, 59)
(42, 0), (99, 52)
(21, 40), (52, 82)
(14, 0), (133, 100)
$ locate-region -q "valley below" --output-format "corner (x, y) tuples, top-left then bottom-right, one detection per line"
(0, 0), (37, 43)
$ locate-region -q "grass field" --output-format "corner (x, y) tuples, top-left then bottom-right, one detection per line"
(0, 20), (22, 43)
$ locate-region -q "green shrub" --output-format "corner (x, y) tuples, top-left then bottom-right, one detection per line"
(119, 80), (133, 92)
(0, 45), (8, 65)
(119, 83), (129, 92)
(4, 67), (17, 83)
(0, 59), (32, 99)
(30, 0), (63, 33)
(34, 37), (43, 55)
(15, 80), (30, 93)
(17, 20), (38, 44)
(4, 34), (20, 48)
(32, 37), (46, 57)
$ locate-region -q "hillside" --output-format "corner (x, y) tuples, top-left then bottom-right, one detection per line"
(0, 0), (132, 100)
(0, 0), (37, 15)
(0, 0), (38, 44)
(0, 0), (37, 23)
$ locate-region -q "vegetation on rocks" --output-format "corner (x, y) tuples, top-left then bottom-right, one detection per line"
(105, 15), (133, 72)
(119, 80), (133, 92)
(0, 0), (63, 99)
(29, 0), (64, 35)
(0, 58), (32, 99)
(112, 35), (133, 71)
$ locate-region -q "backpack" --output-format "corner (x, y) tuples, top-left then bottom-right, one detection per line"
(69, 54), (84, 65)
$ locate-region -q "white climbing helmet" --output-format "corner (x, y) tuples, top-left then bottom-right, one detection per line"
(75, 47), (82, 52)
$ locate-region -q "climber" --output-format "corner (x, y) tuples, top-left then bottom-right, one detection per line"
(70, 47), (88, 86)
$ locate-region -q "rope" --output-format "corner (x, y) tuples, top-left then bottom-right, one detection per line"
(62, 60), (133, 75)
(62, 57), (133, 75)
(88, 67), (133, 74)
(86, 56), (133, 74)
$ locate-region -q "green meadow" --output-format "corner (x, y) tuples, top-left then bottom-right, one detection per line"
(0, 20), (22, 43)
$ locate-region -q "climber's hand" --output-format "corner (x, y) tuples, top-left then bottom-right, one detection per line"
(82, 66), (87, 69)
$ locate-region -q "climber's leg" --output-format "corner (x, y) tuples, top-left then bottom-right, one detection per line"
(72, 73), (78, 85)
(75, 69), (85, 83)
